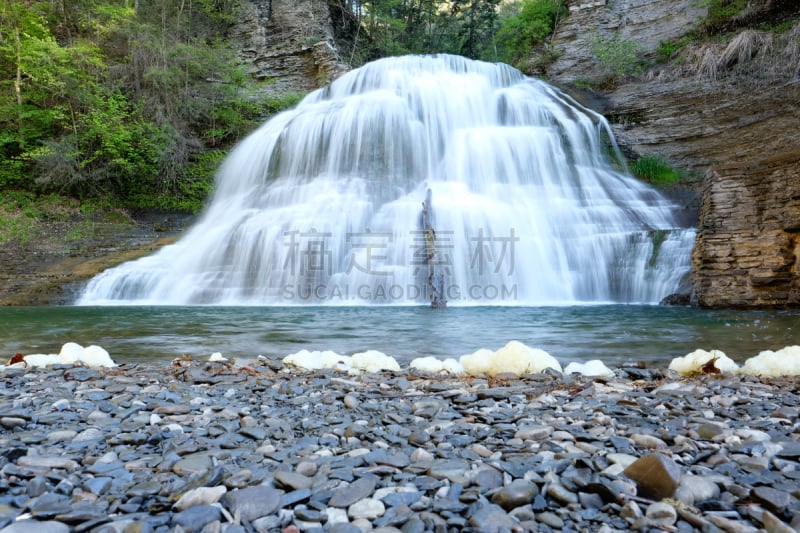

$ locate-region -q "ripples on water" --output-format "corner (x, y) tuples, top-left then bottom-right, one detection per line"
(2, 306), (798, 368)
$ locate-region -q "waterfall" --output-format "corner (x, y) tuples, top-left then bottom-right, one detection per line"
(78, 54), (695, 306)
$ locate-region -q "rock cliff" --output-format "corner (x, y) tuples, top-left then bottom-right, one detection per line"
(549, 0), (800, 173)
(548, 0), (707, 85)
(233, 0), (349, 97)
(548, 0), (800, 306)
(691, 152), (800, 307)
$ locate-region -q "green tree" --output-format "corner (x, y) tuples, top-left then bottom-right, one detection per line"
(449, 0), (501, 59)
(492, 0), (563, 67)
(0, 0), (263, 211)
(344, 0), (515, 62)
(0, 0), (65, 185)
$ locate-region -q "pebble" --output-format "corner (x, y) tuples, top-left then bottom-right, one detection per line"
(646, 501), (678, 526)
(0, 359), (797, 533)
(675, 474), (720, 505)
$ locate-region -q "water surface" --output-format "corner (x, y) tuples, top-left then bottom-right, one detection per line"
(2, 306), (798, 368)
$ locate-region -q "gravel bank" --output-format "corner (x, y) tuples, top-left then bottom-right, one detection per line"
(0, 358), (798, 532)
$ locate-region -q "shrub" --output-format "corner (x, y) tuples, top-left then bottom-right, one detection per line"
(588, 32), (645, 83)
(630, 156), (685, 184)
(657, 35), (693, 64)
(702, 0), (749, 32)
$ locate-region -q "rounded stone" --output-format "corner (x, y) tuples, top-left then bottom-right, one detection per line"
(491, 479), (538, 511)
(674, 475), (720, 506)
(347, 498), (385, 520)
(646, 501), (677, 526)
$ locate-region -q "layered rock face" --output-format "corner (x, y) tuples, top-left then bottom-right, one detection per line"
(602, 80), (800, 173)
(548, 0), (706, 84)
(691, 152), (800, 307)
(233, 0), (349, 97)
(549, 0), (800, 306)
(549, 0), (800, 173)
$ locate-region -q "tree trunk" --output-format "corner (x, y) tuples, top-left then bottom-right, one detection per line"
(421, 188), (447, 309)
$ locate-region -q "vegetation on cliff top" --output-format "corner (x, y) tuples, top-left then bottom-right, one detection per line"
(337, 0), (565, 70)
(0, 0), (295, 215)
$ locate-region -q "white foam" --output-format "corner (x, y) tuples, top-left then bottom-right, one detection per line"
(740, 345), (800, 377)
(564, 360), (614, 377)
(14, 343), (117, 369)
(350, 350), (401, 373)
(460, 340), (562, 377)
(668, 349), (739, 376)
(409, 356), (465, 374)
(282, 350), (351, 372)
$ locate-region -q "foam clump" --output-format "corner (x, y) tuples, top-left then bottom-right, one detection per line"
(409, 356), (465, 375)
(282, 349), (400, 374)
(564, 360), (614, 377)
(740, 346), (800, 377)
(460, 340), (562, 377)
(350, 350), (401, 373)
(13, 342), (117, 369)
(668, 349), (739, 376)
(209, 352), (228, 362)
(282, 350), (351, 372)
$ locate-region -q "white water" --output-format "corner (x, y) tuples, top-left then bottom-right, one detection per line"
(78, 54), (695, 306)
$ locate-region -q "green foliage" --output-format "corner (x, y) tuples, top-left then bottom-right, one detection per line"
(347, 0), (516, 64)
(588, 32), (645, 83)
(493, 0), (563, 67)
(0, 0), (262, 213)
(656, 35), (693, 63)
(701, 0), (748, 31)
(630, 156), (687, 184)
(262, 93), (306, 116)
(0, 205), (34, 244)
(450, 0), (503, 59)
(0, 190), (79, 244)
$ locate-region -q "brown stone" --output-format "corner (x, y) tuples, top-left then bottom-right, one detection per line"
(623, 453), (682, 501)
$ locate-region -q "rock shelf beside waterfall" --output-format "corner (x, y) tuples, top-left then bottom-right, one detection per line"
(0, 358), (797, 532)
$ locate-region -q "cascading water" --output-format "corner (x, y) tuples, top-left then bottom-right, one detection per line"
(78, 54), (695, 306)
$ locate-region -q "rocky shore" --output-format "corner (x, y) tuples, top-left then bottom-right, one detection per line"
(0, 358), (798, 533)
